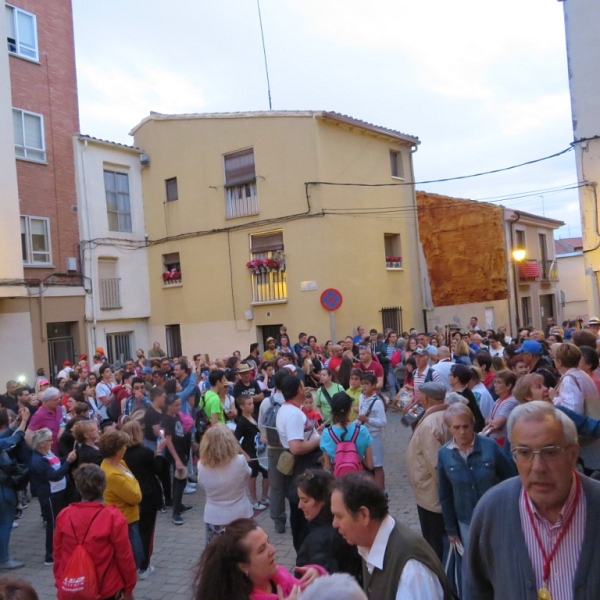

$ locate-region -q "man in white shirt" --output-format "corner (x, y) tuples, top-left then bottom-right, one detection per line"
(430, 346), (454, 391)
(276, 375), (321, 551)
(331, 473), (452, 599)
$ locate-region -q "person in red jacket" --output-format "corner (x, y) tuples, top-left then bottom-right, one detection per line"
(53, 463), (137, 600)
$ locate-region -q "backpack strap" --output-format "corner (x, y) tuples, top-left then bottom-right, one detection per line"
(350, 423), (361, 443)
(328, 426), (341, 444)
(365, 395), (380, 417)
(71, 505), (104, 545)
(320, 387), (333, 406)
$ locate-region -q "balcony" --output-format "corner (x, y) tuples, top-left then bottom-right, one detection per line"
(162, 269), (182, 287)
(251, 269), (287, 304)
(99, 278), (121, 310)
(226, 182), (259, 219)
(385, 256), (403, 270)
(540, 259), (559, 281)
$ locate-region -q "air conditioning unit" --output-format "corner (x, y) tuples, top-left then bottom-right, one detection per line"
(140, 153), (150, 166)
(66, 257), (77, 272)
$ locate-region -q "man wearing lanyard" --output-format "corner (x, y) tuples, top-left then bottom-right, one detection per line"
(464, 401), (600, 600)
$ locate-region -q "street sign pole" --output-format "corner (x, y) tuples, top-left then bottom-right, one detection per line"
(320, 288), (343, 342)
(330, 310), (337, 342)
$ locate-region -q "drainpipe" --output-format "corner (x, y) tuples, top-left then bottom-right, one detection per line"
(81, 138), (97, 351)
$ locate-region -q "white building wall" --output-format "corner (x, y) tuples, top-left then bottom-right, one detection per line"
(73, 137), (151, 357)
(0, 13), (35, 384)
(557, 252), (589, 321)
(562, 0), (600, 317)
(430, 300), (510, 333)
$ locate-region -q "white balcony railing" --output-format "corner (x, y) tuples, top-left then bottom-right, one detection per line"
(226, 182), (259, 219)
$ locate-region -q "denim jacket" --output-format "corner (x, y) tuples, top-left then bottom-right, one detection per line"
(437, 434), (516, 535)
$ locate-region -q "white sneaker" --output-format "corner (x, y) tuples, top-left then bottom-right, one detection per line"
(183, 485), (197, 494)
(252, 502), (267, 511)
(138, 565), (155, 580)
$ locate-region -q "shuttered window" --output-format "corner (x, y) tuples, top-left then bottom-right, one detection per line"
(224, 149), (255, 186)
(250, 232), (283, 253)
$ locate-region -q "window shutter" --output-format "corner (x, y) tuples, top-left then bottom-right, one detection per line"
(224, 149), (255, 186)
(98, 259), (118, 279)
(251, 232), (283, 253)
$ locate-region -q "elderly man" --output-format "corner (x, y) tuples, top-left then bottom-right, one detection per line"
(586, 316), (600, 340)
(412, 349), (432, 403)
(331, 473), (453, 599)
(464, 401), (600, 600)
(25, 387), (62, 453)
(406, 382), (452, 560)
(148, 342), (166, 358)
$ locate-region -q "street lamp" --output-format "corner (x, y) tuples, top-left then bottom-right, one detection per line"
(512, 248), (526, 330)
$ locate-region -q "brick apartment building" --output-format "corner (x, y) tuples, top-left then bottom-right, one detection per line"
(2, 0), (85, 382)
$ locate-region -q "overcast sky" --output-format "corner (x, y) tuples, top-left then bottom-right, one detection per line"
(72, 0), (581, 238)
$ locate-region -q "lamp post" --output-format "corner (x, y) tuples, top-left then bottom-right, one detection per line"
(512, 248), (526, 331)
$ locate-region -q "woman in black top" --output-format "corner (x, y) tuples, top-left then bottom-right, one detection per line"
(121, 420), (165, 578)
(294, 469), (362, 582)
(234, 396), (269, 510)
(72, 419), (102, 466)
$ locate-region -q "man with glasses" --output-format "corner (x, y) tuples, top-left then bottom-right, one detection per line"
(464, 401), (600, 600)
(123, 378), (151, 416)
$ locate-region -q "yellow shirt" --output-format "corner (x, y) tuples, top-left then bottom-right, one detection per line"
(101, 459), (142, 524)
(262, 349), (280, 362)
(346, 387), (362, 422)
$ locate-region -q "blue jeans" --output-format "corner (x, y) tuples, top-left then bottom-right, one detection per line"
(128, 521), (144, 569)
(0, 485), (17, 562)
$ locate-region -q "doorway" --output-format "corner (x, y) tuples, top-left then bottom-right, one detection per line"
(259, 324), (283, 351)
(539, 294), (555, 332)
(47, 322), (75, 383)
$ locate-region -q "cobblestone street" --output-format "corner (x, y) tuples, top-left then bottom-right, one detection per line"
(9, 410), (419, 599)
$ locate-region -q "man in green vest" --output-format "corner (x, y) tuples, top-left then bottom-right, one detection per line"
(331, 473), (453, 600)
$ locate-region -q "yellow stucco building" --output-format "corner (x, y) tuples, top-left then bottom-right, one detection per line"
(131, 111), (425, 357)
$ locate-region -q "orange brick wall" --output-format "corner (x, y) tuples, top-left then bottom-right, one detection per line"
(9, 0), (80, 279)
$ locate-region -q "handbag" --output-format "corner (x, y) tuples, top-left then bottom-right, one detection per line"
(276, 450), (296, 476)
(0, 449), (29, 491)
(444, 540), (464, 598)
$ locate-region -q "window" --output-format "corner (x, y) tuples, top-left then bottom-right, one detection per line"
(13, 109), (45, 162)
(165, 325), (182, 358)
(521, 297), (532, 327)
(98, 258), (121, 310)
(539, 233), (549, 279)
(165, 177), (178, 202)
(390, 150), (404, 179)
(162, 252), (182, 285)
(515, 230), (526, 252)
(21, 216), (51, 265)
(224, 148), (258, 218)
(384, 233), (402, 268)
(6, 5), (38, 61)
(380, 306), (403, 334)
(249, 231), (287, 303)
(106, 332), (133, 366)
(104, 170), (132, 232)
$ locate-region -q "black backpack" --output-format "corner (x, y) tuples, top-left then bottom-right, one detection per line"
(194, 395), (210, 443)
(261, 397), (282, 446)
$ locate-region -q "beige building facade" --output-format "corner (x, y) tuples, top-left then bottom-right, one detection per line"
(132, 111), (426, 356)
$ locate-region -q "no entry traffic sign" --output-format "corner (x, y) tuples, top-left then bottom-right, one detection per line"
(320, 288), (343, 311)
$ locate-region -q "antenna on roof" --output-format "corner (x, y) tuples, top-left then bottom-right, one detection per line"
(256, 0), (273, 110)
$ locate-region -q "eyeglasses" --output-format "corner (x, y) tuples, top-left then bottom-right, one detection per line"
(511, 445), (567, 463)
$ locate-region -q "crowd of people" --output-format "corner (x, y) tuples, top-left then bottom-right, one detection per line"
(1, 315), (600, 599)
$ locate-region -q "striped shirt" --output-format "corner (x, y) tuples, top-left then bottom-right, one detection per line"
(519, 472), (586, 600)
(412, 366), (430, 402)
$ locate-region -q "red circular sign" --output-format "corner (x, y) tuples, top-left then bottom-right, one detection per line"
(320, 288), (343, 311)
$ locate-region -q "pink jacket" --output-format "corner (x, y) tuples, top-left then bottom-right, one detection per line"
(250, 565), (328, 600)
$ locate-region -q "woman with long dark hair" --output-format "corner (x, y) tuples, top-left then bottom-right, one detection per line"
(295, 469), (362, 580)
(192, 518), (324, 600)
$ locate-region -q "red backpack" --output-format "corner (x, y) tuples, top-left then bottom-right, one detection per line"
(58, 507), (104, 600)
(329, 424), (364, 477)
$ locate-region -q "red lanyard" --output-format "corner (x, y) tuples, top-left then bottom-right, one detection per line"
(524, 475), (581, 584)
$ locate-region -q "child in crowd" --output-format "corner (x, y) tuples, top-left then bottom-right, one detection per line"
(345, 368), (363, 422)
(301, 390), (323, 427)
(234, 396), (269, 510)
(357, 373), (387, 491)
